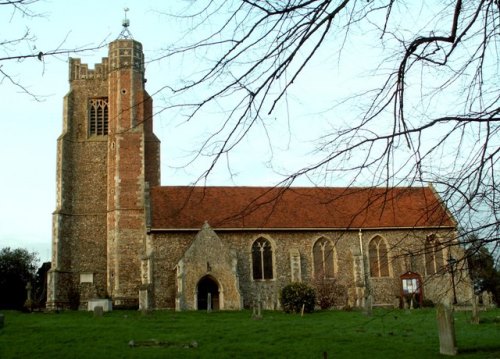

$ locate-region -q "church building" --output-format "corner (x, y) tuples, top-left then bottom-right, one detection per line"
(46, 29), (472, 311)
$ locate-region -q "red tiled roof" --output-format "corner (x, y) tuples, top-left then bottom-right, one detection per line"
(150, 186), (455, 230)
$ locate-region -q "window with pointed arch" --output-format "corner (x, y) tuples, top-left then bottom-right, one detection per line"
(313, 237), (335, 279)
(369, 236), (389, 277)
(88, 98), (109, 136)
(252, 238), (273, 280)
(425, 235), (445, 275)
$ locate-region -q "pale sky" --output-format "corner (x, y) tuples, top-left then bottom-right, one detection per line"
(0, 1), (326, 263)
(1, 1), (478, 263)
(1, 1), (186, 262)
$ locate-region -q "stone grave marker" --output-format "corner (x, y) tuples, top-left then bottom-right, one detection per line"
(207, 293), (212, 313)
(436, 303), (457, 356)
(364, 294), (373, 316)
(471, 295), (479, 324)
(24, 282), (33, 311)
(252, 299), (262, 320)
(94, 305), (104, 317)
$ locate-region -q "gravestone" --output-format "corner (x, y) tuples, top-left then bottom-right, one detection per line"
(24, 282), (33, 311)
(252, 300), (262, 320)
(207, 293), (212, 313)
(436, 303), (457, 356)
(393, 297), (400, 309)
(471, 295), (479, 324)
(482, 291), (494, 308)
(364, 294), (373, 316)
(94, 306), (104, 317)
(25, 282), (32, 301)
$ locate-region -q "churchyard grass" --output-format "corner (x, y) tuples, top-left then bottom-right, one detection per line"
(0, 308), (499, 358)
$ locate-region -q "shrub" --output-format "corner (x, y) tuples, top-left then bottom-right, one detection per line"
(281, 282), (316, 314)
(313, 277), (348, 309)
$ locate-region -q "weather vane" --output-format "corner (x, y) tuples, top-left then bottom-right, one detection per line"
(118, 7), (133, 39)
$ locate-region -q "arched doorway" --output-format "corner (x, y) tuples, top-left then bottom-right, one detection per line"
(197, 276), (219, 310)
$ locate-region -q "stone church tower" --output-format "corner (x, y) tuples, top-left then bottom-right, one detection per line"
(47, 31), (160, 309)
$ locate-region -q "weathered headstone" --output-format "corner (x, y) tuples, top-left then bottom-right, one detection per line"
(24, 282), (33, 311)
(482, 291), (494, 308)
(94, 305), (104, 317)
(364, 294), (373, 316)
(252, 300), (262, 320)
(436, 303), (457, 356)
(471, 295), (480, 324)
(207, 293), (212, 313)
(25, 282), (32, 301)
(393, 297), (400, 309)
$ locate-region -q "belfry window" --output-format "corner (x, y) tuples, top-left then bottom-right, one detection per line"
(88, 98), (108, 136)
(252, 238), (273, 280)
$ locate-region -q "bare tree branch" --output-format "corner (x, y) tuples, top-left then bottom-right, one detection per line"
(155, 0), (500, 261)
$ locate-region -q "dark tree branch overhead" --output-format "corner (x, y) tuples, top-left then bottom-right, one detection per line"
(156, 0), (500, 258)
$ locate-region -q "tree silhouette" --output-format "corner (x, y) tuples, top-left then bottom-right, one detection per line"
(0, 247), (39, 309)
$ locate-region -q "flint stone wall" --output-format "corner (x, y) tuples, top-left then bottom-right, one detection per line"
(150, 227), (469, 309)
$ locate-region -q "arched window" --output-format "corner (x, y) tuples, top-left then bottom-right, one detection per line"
(89, 98), (108, 136)
(369, 236), (389, 277)
(425, 236), (444, 275)
(252, 238), (273, 280)
(313, 237), (335, 279)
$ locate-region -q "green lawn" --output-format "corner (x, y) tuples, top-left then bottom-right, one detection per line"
(0, 308), (499, 358)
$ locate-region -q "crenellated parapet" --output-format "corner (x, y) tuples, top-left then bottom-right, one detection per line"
(69, 57), (109, 81)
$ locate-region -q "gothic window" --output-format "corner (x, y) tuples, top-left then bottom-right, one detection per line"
(252, 238), (273, 280)
(369, 236), (389, 277)
(88, 98), (108, 136)
(313, 237), (335, 279)
(425, 236), (445, 275)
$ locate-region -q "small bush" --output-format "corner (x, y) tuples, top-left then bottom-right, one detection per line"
(314, 277), (348, 309)
(281, 282), (316, 314)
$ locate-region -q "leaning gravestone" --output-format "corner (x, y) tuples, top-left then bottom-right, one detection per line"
(436, 303), (457, 356)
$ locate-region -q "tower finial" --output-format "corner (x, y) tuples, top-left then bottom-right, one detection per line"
(118, 7), (133, 39)
(122, 7), (130, 28)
